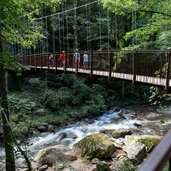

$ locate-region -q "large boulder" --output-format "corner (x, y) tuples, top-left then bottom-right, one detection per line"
(123, 142), (147, 163)
(125, 135), (162, 152)
(74, 133), (116, 159)
(112, 129), (132, 138)
(32, 144), (77, 169)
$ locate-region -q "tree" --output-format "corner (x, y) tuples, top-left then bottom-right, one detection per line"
(101, 0), (171, 50)
(0, 0), (60, 170)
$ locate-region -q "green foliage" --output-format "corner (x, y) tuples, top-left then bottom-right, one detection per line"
(102, 0), (171, 50)
(44, 88), (72, 110)
(8, 93), (34, 116)
(148, 87), (168, 106)
(96, 163), (112, 171)
(113, 52), (125, 71)
(26, 77), (46, 93)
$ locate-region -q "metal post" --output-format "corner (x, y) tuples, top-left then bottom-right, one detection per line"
(55, 54), (57, 73)
(90, 51), (93, 77)
(108, 52), (112, 79)
(132, 51), (136, 84)
(165, 51), (171, 92)
(76, 58), (78, 74)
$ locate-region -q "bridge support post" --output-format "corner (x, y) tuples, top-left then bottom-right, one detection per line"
(165, 50), (171, 92)
(90, 51), (93, 77)
(55, 54), (57, 73)
(35, 54), (37, 71)
(132, 51), (136, 84)
(41, 54), (43, 71)
(108, 52), (112, 79)
(47, 55), (49, 72)
(76, 58), (78, 75)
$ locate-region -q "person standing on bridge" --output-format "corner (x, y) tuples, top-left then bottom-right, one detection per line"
(83, 51), (89, 69)
(73, 48), (80, 68)
(59, 51), (66, 69)
(49, 53), (54, 68)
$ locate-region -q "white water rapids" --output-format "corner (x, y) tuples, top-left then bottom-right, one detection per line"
(27, 108), (139, 153)
(0, 107), (169, 159)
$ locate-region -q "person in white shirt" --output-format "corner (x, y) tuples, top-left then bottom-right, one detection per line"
(83, 51), (89, 69)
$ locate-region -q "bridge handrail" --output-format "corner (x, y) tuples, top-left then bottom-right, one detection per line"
(137, 129), (171, 171)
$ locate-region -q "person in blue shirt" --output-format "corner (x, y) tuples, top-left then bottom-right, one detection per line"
(73, 48), (80, 68)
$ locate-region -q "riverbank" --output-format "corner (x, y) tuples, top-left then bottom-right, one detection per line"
(20, 104), (171, 171)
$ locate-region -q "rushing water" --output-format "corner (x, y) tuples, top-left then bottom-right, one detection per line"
(0, 107), (170, 159)
(27, 108), (139, 153)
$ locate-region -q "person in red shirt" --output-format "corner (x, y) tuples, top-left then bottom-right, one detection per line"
(59, 51), (66, 69)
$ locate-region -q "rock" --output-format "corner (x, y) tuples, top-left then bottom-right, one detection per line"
(38, 165), (48, 171)
(112, 149), (126, 159)
(157, 106), (171, 115)
(32, 144), (77, 169)
(63, 158), (96, 171)
(15, 158), (27, 168)
(37, 125), (48, 132)
(125, 135), (162, 152)
(124, 142), (147, 162)
(74, 133), (116, 159)
(91, 158), (101, 164)
(112, 129), (132, 138)
(47, 125), (56, 132)
(100, 129), (115, 135)
(112, 140), (123, 149)
(145, 112), (162, 120)
(57, 132), (67, 141)
(133, 123), (142, 127)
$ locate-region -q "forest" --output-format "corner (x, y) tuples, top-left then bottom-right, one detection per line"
(0, 0), (171, 171)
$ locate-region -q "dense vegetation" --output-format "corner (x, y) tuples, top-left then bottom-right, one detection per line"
(7, 73), (148, 139)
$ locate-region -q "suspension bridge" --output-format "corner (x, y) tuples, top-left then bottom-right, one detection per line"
(22, 50), (171, 91)
(14, 0), (170, 91)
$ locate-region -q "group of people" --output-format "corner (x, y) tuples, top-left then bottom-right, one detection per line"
(48, 49), (89, 69)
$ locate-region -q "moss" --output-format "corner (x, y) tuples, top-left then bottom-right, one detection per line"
(125, 135), (162, 151)
(74, 133), (115, 159)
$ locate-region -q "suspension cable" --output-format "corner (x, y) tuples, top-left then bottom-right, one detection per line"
(88, 4), (91, 50)
(132, 0), (137, 46)
(52, 16), (55, 53)
(74, 5), (78, 49)
(61, 4), (64, 51)
(45, 16), (48, 52)
(36, 0), (99, 20)
(86, 4), (89, 51)
(98, 2), (102, 50)
(41, 18), (44, 54)
(66, 11), (69, 53)
(58, 13), (61, 53)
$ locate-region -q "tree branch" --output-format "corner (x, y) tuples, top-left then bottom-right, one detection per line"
(0, 104), (32, 171)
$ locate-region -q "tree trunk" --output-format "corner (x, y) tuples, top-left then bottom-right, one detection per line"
(0, 33), (15, 171)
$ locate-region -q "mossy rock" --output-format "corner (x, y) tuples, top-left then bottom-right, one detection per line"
(125, 135), (162, 152)
(74, 133), (116, 159)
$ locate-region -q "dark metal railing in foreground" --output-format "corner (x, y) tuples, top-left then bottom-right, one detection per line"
(137, 129), (171, 171)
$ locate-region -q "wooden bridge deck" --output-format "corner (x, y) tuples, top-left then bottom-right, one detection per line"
(23, 50), (171, 89)
(33, 66), (171, 87)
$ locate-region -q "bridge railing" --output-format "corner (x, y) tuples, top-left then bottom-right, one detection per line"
(137, 129), (171, 171)
(21, 50), (171, 83)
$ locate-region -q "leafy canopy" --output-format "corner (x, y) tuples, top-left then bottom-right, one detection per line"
(101, 0), (171, 50)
